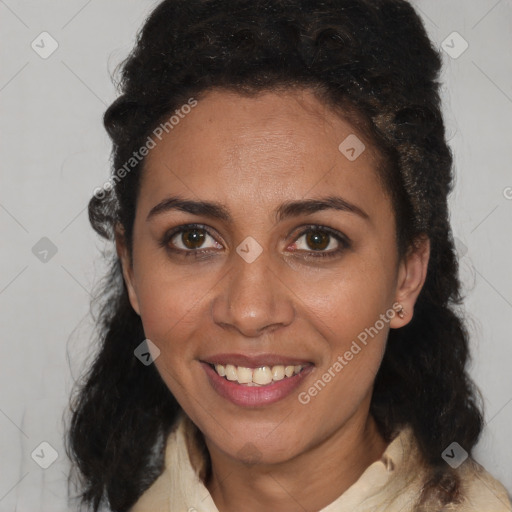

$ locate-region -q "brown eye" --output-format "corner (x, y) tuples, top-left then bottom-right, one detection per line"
(290, 226), (350, 259)
(164, 224), (223, 255)
(297, 229), (337, 252)
(305, 230), (330, 251)
(180, 228), (206, 249)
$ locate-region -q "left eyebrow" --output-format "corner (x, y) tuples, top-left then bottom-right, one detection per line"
(274, 196), (369, 223)
(145, 195), (369, 223)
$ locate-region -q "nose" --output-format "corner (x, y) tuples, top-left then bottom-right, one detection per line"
(211, 250), (295, 338)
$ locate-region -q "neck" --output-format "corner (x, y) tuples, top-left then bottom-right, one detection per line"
(204, 402), (388, 512)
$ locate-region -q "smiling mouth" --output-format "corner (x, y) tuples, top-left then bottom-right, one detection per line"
(207, 363), (310, 386)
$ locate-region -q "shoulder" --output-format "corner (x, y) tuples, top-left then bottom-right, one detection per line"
(384, 427), (511, 512)
(454, 458), (512, 511)
(129, 413), (216, 512)
(129, 416), (184, 512)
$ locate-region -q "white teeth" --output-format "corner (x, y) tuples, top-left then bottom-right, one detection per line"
(253, 367), (273, 385)
(272, 365), (285, 380)
(236, 366), (253, 384)
(225, 364), (238, 381)
(211, 363), (305, 385)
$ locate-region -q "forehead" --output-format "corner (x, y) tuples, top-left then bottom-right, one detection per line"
(139, 88), (389, 221)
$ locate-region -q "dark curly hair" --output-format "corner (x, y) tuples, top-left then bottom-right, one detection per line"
(66, 0), (485, 510)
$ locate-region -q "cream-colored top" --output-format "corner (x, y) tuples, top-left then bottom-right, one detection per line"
(130, 413), (512, 512)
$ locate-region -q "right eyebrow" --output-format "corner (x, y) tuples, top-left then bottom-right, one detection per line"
(146, 196), (230, 223)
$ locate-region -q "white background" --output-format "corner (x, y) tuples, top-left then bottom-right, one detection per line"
(0, 1), (511, 510)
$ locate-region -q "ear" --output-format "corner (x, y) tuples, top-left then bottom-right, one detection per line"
(389, 235), (430, 329)
(115, 224), (141, 316)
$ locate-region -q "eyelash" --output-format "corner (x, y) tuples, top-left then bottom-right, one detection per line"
(159, 223), (351, 260)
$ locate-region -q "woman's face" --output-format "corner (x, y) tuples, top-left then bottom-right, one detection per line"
(118, 88), (428, 465)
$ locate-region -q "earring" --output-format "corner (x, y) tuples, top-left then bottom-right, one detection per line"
(397, 305), (405, 319)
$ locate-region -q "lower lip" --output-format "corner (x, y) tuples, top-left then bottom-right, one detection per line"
(201, 362), (313, 407)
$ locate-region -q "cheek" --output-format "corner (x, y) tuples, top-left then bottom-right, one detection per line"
(135, 271), (206, 401)
(286, 249), (396, 411)
(300, 274), (390, 387)
(132, 257), (209, 356)
(293, 265), (392, 431)
(290, 253), (397, 344)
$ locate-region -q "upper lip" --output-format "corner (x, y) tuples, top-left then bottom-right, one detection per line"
(202, 353), (313, 368)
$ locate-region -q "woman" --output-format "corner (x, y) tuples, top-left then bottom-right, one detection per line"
(67, 0), (512, 511)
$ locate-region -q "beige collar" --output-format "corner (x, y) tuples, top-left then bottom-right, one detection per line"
(130, 413), (512, 511)
(130, 412), (425, 512)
